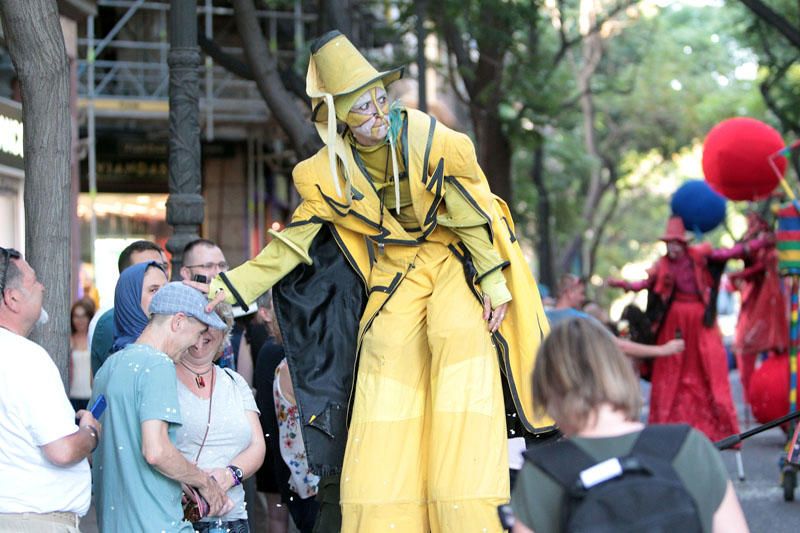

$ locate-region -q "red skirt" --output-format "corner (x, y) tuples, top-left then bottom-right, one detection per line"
(650, 296), (740, 442)
(734, 271), (788, 354)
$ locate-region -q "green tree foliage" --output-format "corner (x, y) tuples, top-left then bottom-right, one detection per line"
(586, 3), (766, 283)
(437, 1), (766, 287)
(728, 0), (800, 133)
(239, 1), (789, 299)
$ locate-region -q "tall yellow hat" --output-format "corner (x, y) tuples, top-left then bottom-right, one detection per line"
(307, 30), (404, 123)
(306, 30), (404, 198)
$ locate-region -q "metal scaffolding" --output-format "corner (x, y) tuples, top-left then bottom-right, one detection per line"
(78, 0), (315, 260)
(79, 0), (314, 126)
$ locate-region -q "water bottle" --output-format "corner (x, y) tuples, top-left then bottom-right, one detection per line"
(208, 518), (226, 533)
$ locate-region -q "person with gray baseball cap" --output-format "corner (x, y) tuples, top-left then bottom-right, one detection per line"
(148, 281), (228, 331)
(91, 282), (233, 533)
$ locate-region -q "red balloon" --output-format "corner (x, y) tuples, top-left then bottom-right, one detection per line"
(749, 354), (789, 425)
(702, 117), (786, 201)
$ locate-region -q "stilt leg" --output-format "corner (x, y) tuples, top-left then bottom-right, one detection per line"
(735, 450), (746, 481)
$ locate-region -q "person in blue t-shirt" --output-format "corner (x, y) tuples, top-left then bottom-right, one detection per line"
(92, 283), (231, 533)
(546, 273), (684, 358)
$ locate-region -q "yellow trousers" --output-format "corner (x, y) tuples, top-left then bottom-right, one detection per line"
(341, 242), (509, 533)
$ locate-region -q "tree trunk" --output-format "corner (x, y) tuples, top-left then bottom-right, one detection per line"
(320, 0), (352, 38)
(738, 0), (800, 49)
(437, 3), (514, 202)
(586, 182), (620, 275)
(531, 142), (555, 291)
(197, 33), (310, 105)
(472, 108), (513, 201)
(558, 234), (583, 276)
(576, 34), (603, 222)
(557, 0), (605, 276)
(232, 0), (321, 160)
(0, 0), (71, 386)
(471, 5), (513, 202)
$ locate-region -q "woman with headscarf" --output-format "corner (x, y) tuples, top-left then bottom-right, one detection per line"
(111, 261), (168, 354)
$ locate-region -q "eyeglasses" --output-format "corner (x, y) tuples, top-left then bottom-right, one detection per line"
(185, 261), (228, 271)
(0, 247), (22, 297)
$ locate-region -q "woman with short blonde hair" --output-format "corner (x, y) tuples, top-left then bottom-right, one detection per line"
(512, 318), (749, 533)
(175, 302), (266, 533)
(532, 318), (641, 435)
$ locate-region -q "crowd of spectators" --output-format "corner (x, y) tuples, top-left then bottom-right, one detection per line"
(0, 240), (751, 532)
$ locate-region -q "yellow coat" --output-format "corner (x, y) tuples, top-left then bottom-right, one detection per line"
(214, 108), (553, 433)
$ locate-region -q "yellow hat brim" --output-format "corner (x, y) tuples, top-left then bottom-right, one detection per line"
(310, 66), (404, 123)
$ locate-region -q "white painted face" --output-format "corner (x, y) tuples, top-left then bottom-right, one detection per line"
(346, 87), (389, 145)
(666, 240), (686, 260)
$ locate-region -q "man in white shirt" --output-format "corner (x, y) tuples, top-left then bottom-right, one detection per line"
(0, 247), (101, 532)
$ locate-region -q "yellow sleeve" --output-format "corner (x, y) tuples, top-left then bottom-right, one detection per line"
(478, 268), (512, 307)
(439, 187), (511, 307)
(209, 221), (322, 305)
(209, 156), (335, 305)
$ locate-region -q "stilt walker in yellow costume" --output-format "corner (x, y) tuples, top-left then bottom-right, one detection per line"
(207, 31), (553, 533)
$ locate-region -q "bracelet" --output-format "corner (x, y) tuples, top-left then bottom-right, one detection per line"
(81, 424), (99, 451)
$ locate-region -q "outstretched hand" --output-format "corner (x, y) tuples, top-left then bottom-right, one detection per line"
(182, 279), (226, 313)
(483, 295), (509, 333)
(658, 338), (685, 356)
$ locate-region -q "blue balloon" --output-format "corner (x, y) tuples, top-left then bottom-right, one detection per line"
(670, 179), (727, 234)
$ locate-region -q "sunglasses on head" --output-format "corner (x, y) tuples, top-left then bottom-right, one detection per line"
(0, 247), (22, 296)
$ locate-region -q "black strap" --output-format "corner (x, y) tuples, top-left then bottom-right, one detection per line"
(631, 424), (692, 462)
(526, 425), (692, 491)
(217, 272), (249, 312)
(526, 439), (598, 491)
(629, 424), (692, 482)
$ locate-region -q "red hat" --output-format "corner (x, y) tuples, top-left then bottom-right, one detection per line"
(659, 216), (691, 243)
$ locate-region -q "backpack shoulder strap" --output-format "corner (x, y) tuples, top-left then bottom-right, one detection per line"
(524, 439), (598, 490)
(631, 424), (692, 462)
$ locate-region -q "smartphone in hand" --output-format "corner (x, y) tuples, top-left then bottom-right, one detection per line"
(192, 274), (208, 284)
(89, 394), (107, 419)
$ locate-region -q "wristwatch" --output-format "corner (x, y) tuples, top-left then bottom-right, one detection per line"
(228, 465), (243, 486)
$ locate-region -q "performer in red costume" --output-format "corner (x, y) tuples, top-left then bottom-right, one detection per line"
(608, 216), (770, 441)
(729, 212), (788, 405)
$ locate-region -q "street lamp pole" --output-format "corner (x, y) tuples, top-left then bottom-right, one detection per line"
(166, 0), (203, 279)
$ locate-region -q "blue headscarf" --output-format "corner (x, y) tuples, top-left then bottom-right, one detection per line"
(111, 261), (166, 353)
